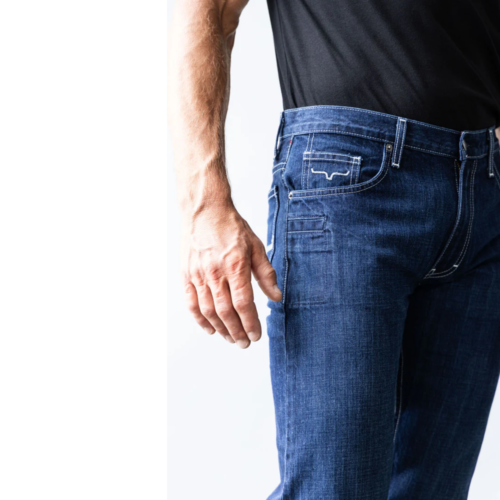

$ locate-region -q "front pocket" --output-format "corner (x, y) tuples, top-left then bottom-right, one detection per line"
(289, 141), (393, 199)
(303, 151), (362, 190)
(266, 185), (279, 265)
(283, 132), (393, 196)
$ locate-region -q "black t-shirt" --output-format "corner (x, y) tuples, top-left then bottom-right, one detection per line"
(266, 0), (500, 130)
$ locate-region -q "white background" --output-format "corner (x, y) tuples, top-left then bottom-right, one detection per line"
(0, 1), (497, 499)
(0, 1), (167, 499)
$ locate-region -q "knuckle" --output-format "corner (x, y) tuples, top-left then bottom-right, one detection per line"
(233, 298), (252, 313)
(211, 287), (227, 301)
(190, 268), (205, 287)
(204, 263), (221, 281)
(216, 304), (233, 319)
(186, 301), (199, 314)
(223, 254), (248, 275)
(194, 315), (206, 325)
(265, 266), (277, 280)
(199, 305), (216, 318)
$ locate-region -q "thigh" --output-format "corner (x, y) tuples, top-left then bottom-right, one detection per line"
(266, 144), (411, 499)
(265, 125), (462, 499)
(390, 260), (500, 500)
(267, 294), (404, 500)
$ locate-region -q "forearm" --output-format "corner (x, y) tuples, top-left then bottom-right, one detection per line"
(168, 0), (246, 220)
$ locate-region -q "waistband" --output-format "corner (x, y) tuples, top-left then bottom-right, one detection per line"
(275, 105), (498, 168)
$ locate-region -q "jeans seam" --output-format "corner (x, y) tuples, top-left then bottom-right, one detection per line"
(307, 134), (315, 189)
(301, 134), (311, 190)
(404, 144), (456, 159)
(423, 161), (468, 278)
(426, 160), (477, 279)
(280, 128), (386, 144)
(283, 105), (467, 134)
(267, 186), (279, 264)
(280, 178), (291, 500)
(393, 349), (404, 442)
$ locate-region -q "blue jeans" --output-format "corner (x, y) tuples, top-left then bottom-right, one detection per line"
(265, 105), (500, 499)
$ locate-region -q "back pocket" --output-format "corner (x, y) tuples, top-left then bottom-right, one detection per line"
(303, 151), (362, 190)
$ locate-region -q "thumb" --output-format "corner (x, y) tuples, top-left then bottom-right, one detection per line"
(251, 239), (282, 302)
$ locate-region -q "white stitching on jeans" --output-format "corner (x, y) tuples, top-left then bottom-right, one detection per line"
(426, 160), (478, 279)
(306, 157), (356, 163)
(401, 144), (456, 159)
(280, 128), (385, 143)
(393, 119), (407, 167)
(310, 168), (350, 180)
(280, 134), (295, 192)
(289, 147), (390, 198)
(423, 162), (468, 278)
(307, 134), (315, 189)
(283, 105), (465, 134)
(280, 128), (461, 159)
(302, 134), (311, 189)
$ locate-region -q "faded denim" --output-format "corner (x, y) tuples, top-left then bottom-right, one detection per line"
(265, 105), (500, 499)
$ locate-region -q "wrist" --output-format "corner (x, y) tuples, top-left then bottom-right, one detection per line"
(179, 190), (235, 225)
(175, 155), (234, 222)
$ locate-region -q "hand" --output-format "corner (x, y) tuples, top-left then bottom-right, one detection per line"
(181, 204), (282, 348)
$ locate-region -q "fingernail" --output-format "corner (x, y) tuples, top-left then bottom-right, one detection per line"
(236, 339), (250, 349)
(273, 284), (282, 298)
(204, 326), (215, 335)
(248, 331), (261, 342)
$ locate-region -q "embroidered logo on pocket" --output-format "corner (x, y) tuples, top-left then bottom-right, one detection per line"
(303, 151), (362, 190)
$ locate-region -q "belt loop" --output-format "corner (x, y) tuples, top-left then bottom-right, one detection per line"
(392, 118), (407, 169)
(274, 111), (285, 159)
(488, 126), (495, 178)
(459, 131), (468, 162)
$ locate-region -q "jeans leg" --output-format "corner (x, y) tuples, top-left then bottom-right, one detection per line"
(389, 262), (500, 499)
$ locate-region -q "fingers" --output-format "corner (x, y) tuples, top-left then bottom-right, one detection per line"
(185, 273), (258, 349)
(195, 283), (235, 344)
(251, 239), (282, 302)
(211, 279), (250, 349)
(184, 282), (216, 335)
(227, 265), (262, 343)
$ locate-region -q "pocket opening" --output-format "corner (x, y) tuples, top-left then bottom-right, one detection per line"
(266, 185), (279, 264)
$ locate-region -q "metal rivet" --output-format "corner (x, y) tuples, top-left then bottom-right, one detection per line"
(386, 143), (393, 151)
(289, 192), (293, 199)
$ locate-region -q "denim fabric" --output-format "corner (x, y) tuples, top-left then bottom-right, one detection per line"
(265, 105), (500, 499)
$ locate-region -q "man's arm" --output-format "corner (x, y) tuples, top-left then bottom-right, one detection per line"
(168, 0), (282, 348)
